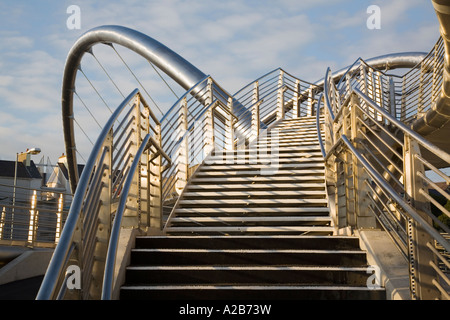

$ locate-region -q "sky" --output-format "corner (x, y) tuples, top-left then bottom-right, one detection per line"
(0, 0), (440, 164)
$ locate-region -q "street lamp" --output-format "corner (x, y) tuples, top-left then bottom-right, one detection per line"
(11, 148), (41, 239)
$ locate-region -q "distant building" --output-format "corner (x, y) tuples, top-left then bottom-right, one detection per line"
(0, 159), (42, 205)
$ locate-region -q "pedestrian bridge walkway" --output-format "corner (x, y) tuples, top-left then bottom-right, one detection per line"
(6, 0), (449, 300)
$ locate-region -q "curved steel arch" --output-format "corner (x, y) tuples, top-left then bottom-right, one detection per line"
(62, 25), (207, 193)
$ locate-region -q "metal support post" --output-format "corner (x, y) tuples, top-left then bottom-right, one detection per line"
(27, 190), (38, 245)
(350, 94), (377, 229)
(293, 79), (300, 118)
(123, 96), (142, 228)
(204, 78), (215, 156)
(307, 84), (314, 117)
(55, 194), (63, 244)
(225, 97), (235, 151)
(149, 123), (163, 230)
(175, 97), (189, 195)
(88, 130), (113, 299)
(251, 81), (260, 141)
(389, 77), (397, 119)
(403, 135), (440, 300)
(276, 70), (286, 121)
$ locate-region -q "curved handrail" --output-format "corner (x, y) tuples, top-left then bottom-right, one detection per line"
(323, 68), (336, 121)
(340, 135), (450, 253)
(353, 87), (450, 164)
(316, 93), (326, 158)
(37, 89), (140, 300)
(62, 25), (207, 193)
(101, 133), (152, 300)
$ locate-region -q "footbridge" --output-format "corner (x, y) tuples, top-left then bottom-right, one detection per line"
(35, 1), (450, 300)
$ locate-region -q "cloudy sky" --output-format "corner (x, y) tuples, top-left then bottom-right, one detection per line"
(0, 0), (440, 163)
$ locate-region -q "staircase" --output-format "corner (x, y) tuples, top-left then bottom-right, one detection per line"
(166, 116), (333, 235)
(120, 117), (386, 300)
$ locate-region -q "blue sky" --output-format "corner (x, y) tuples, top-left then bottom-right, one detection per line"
(0, 0), (440, 163)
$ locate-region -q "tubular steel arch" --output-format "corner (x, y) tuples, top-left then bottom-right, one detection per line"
(62, 25), (207, 193)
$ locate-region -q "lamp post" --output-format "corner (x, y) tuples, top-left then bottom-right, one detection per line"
(11, 148), (41, 239)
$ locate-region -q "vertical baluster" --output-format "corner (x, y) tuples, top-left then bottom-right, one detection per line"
(403, 135), (440, 300)
(0, 207), (5, 240)
(175, 97), (189, 195)
(389, 77), (397, 120)
(293, 79), (300, 118)
(225, 97), (235, 152)
(204, 78), (215, 156)
(251, 81), (260, 141)
(55, 194), (63, 244)
(276, 70), (285, 120)
(28, 190), (37, 245)
(307, 84), (314, 117)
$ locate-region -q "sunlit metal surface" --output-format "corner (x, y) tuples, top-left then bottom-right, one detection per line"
(62, 25), (207, 193)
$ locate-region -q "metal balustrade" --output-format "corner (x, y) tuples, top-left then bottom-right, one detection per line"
(37, 89), (159, 299)
(0, 184), (70, 248)
(320, 51), (450, 299)
(326, 37), (444, 125)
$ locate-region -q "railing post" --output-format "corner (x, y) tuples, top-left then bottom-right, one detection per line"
(307, 84), (314, 117)
(0, 207), (5, 240)
(55, 194), (63, 244)
(149, 123), (163, 230)
(403, 135), (440, 300)
(401, 76), (407, 121)
(350, 94), (377, 229)
(251, 81), (260, 141)
(225, 97), (235, 151)
(276, 70), (286, 121)
(27, 190), (37, 245)
(175, 97), (189, 195)
(122, 95), (143, 228)
(340, 98), (356, 229)
(389, 77), (397, 119)
(293, 79), (300, 118)
(140, 97), (151, 228)
(204, 78), (215, 156)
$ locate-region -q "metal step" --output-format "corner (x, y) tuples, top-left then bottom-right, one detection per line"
(129, 248), (367, 266)
(186, 182), (325, 191)
(133, 235), (361, 250)
(181, 190), (327, 198)
(163, 226), (335, 235)
(123, 265), (372, 286)
(177, 198), (328, 207)
(173, 207), (330, 216)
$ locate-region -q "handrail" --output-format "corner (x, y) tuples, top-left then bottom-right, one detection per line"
(316, 94), (326, 158)
(37, 89), (140, 300)
(340, 134), (450, 253)
(353, 87), (450, 164)
(323, 68), (336, 121)
(322, 77), (450, 299)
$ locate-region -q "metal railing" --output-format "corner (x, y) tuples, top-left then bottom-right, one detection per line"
(232, 68), (321, 144)
(37, 89), (162, 299)
(327, 37), (444, 125)
(319, 68), (450, 299)
(0, 184), (70, 248)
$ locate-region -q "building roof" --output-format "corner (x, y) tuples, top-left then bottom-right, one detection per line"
(57, 162), (84, 180)
(0, 160), (42, 179)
